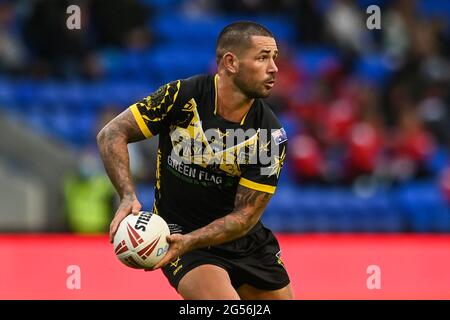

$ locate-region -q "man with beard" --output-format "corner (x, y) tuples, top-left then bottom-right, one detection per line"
(97, 21), (292, 299)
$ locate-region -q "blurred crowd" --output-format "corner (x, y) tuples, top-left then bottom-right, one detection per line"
(0, 0), (154, 79)
(0, 0), (449, 212)
(251, 1), (447, 197)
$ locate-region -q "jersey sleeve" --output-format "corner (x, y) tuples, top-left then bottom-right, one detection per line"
(129, 80), (181, 138)
(239, 127), (287, 194)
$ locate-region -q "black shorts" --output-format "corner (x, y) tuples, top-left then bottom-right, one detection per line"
(161, 226), (290, 291)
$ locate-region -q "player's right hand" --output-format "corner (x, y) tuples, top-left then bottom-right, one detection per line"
(109, 194), (142, 243)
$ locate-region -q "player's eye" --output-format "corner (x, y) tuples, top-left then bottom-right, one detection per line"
(258, 56), (268, 61)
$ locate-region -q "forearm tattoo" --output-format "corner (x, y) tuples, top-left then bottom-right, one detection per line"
(97, 109), (145, 198)
(187, 185), (272, 250)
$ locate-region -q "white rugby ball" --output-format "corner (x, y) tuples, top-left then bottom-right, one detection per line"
(113, 211), (170, 269)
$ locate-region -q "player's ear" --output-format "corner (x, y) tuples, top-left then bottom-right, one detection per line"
(223, 52), (238, 74)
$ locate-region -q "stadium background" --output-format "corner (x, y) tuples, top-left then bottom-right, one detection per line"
(0, 0), (449, 299)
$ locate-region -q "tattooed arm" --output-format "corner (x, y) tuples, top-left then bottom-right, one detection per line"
(152, 185), (272, 269)
(96, 109), (146, 242)
(185, 185), (272, 249)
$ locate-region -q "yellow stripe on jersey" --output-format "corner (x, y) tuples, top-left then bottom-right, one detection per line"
(239, 178), (276, 194)
(214, 74), (218, 115)
(130, 104), (153, 138)
(240, 108), (250, 125)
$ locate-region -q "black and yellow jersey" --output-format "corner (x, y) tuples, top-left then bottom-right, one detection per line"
(129, 74), (287, 233)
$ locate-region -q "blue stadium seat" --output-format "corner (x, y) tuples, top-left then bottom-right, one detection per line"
(14, 82), (38, 105)
(279, 113), (301, 139)
(294, 47), (339, 78)
(427, 147), (449, 176)
(0, 81), (15, 107)
(398, 182), (450, 232)
(354, 54), (394, 86)
(101, 50), (153, 81)
(151, 14), (295, 46)
(150, 14), (223, 46)
(417, 0), (450, 20)
(71, 110), (96, 146)
(136, 183), (156, 211)
(149, 46), (215, 82)
(83, 83), (110, 106)
(251, 16), (296, 44)
(64, 84), (83, 107)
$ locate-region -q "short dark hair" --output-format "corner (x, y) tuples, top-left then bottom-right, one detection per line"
(216, 21), (274, 65)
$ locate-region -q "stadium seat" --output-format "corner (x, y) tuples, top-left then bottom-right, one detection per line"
(0, 81), (15, 108)
(136, 183), (156, 211)
(354, 54), (394, 86)
(150, 14), (295, 46)
(417, 0), (450, 20)
(398, 182), (450, 232)
(294, 47), (339, 78)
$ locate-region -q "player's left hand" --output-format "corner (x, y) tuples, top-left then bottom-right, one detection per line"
(150, 234), (190, 270)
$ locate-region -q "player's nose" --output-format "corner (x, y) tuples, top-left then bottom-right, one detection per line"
(268, 58), (278, 74)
